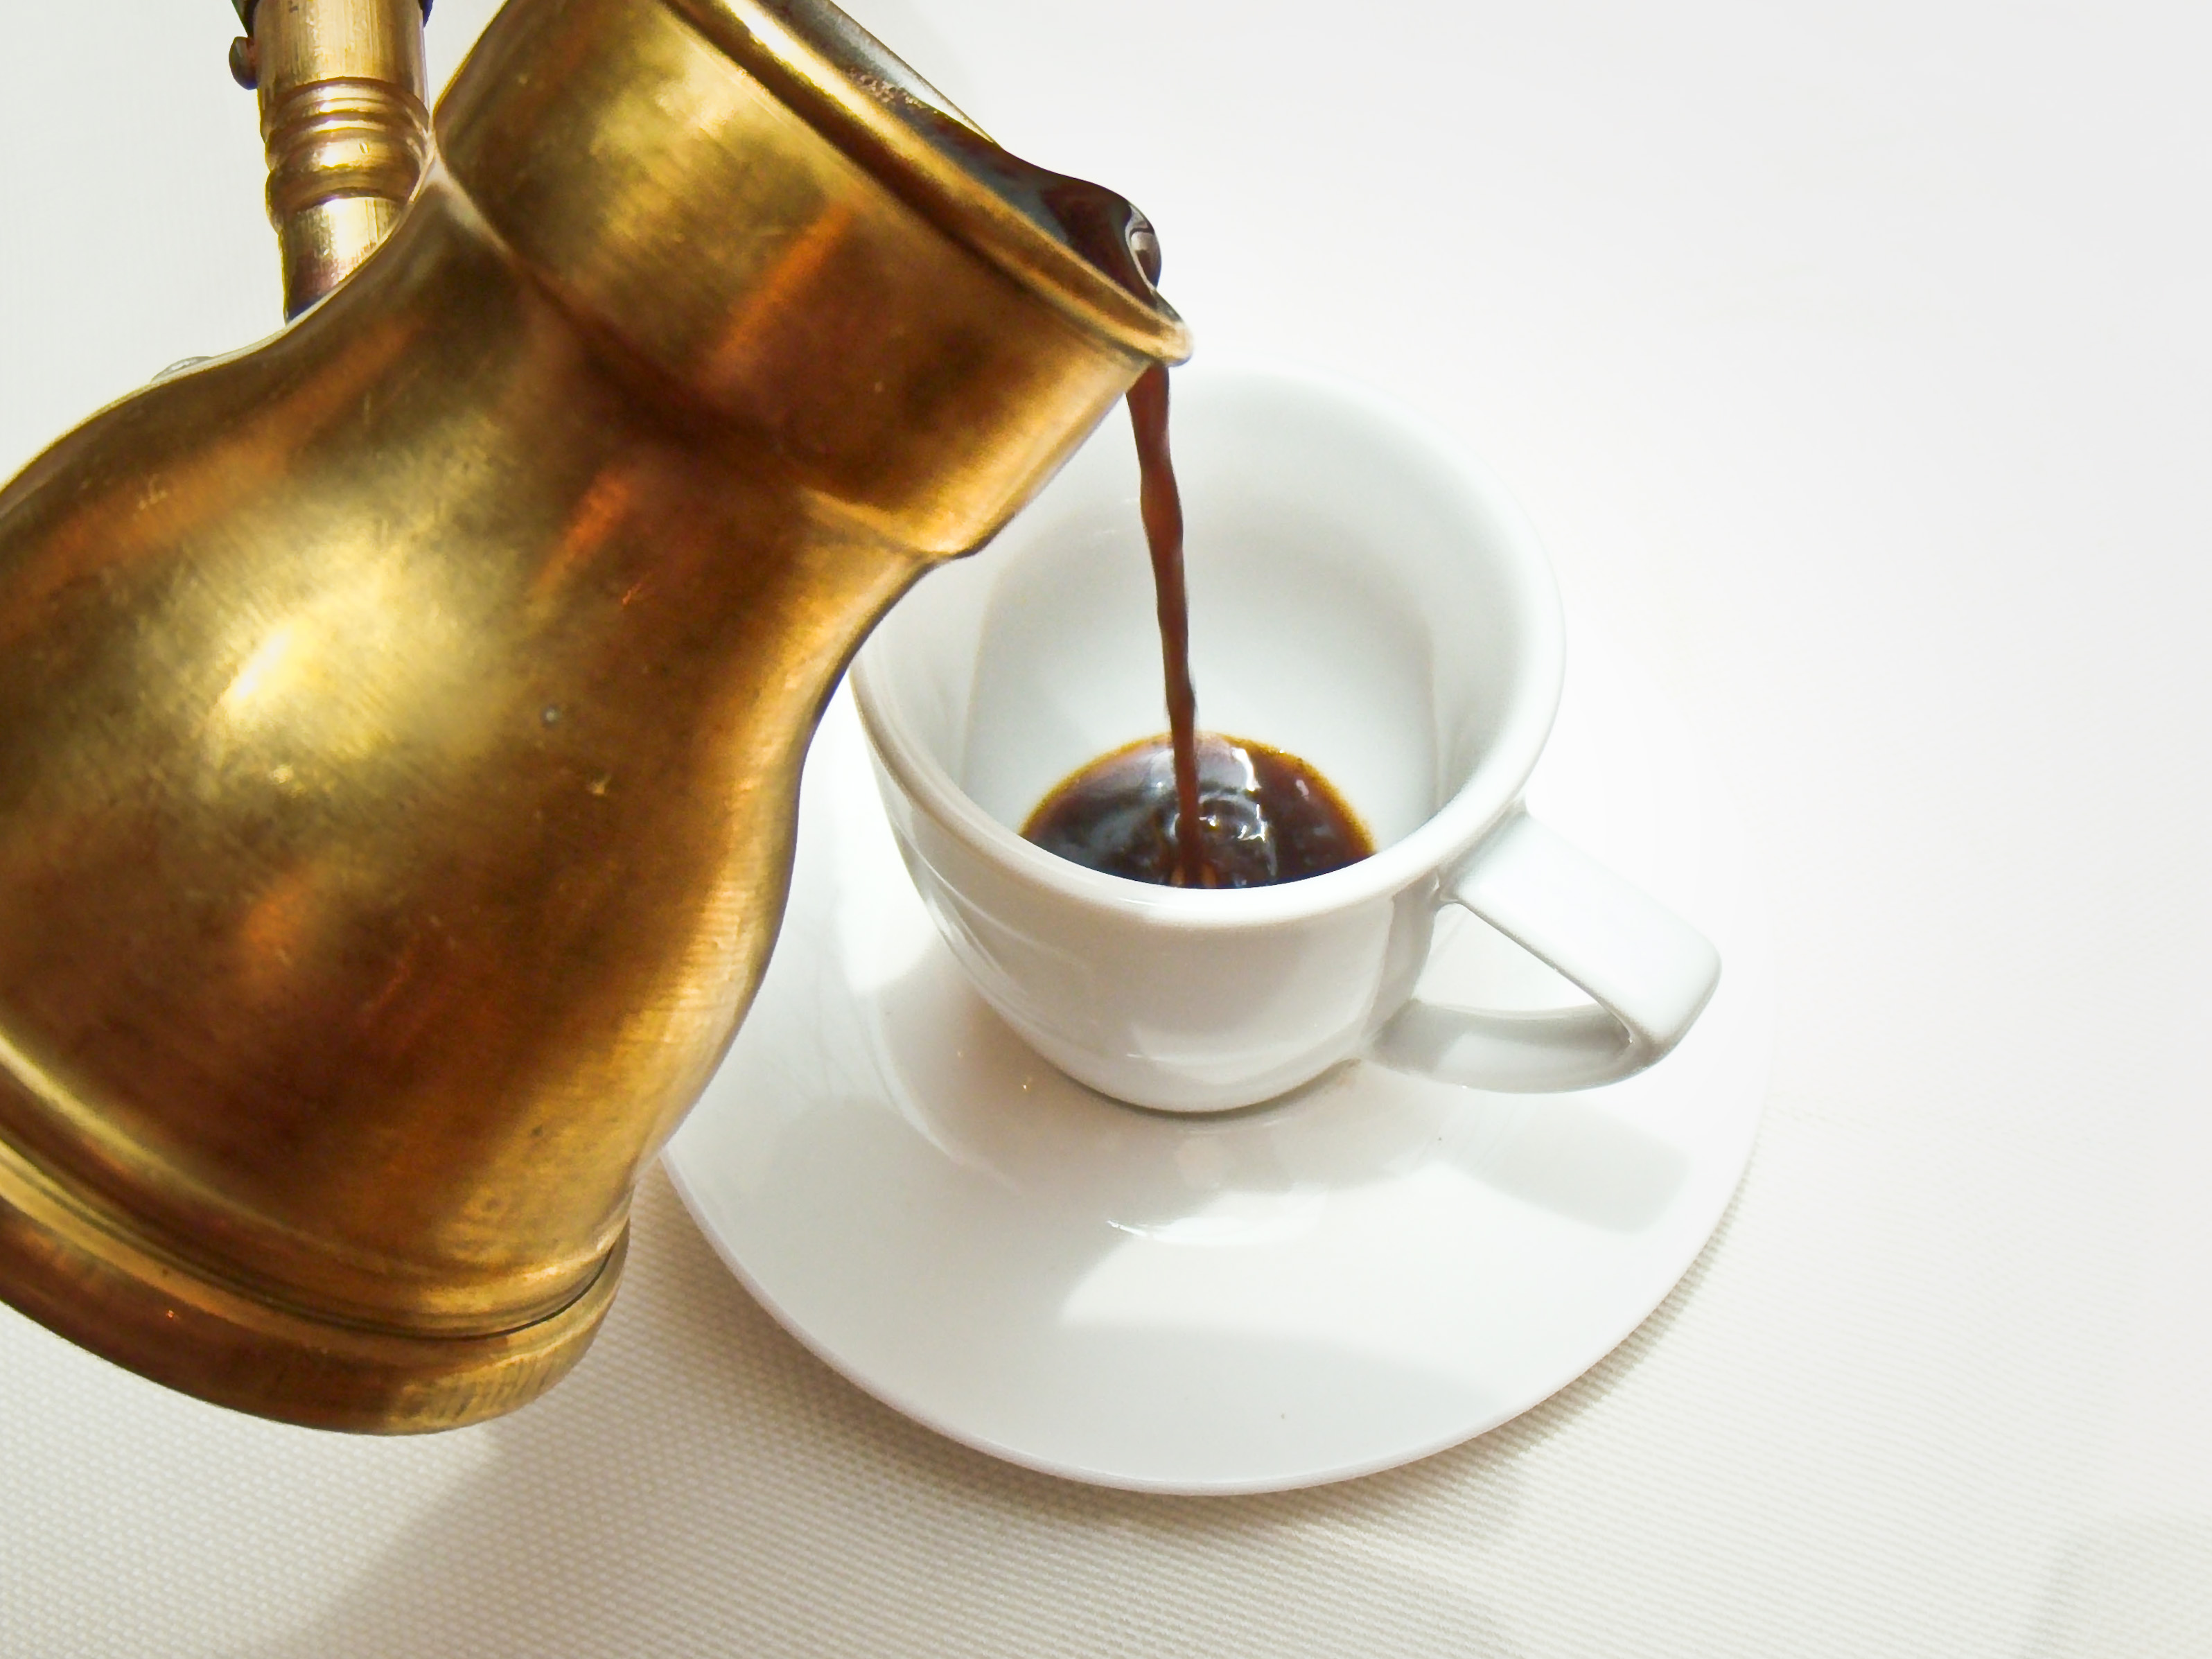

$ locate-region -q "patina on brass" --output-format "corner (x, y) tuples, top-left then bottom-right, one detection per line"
(234, 0), (434, 315)
(0, 0), (1188, 1430)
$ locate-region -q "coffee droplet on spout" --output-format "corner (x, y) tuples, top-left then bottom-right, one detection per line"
(1127, 219), (1162, 287)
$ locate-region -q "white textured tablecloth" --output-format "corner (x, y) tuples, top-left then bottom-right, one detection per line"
(2, 0), (2206, 1652)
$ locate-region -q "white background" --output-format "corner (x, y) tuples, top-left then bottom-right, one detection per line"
(1, 0), (2206, 1651)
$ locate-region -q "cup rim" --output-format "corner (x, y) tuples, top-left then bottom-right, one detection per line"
(850, 356), (1565, 930)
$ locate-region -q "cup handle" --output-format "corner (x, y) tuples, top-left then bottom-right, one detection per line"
(1372, 809), (1721, 1093)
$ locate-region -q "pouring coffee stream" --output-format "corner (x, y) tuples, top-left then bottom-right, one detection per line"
(1025, 215), (1375, 888)
(1125, 363), (1209, 885)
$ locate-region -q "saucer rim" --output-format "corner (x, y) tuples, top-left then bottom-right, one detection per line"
(665, 1086), (1765, 1494)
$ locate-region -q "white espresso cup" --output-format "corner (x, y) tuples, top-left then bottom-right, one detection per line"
(851, 360), (1719, 1113)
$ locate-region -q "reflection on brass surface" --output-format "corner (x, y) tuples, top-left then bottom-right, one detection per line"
(0, 0), (1187, 1430)
(248, 0), (433, 315)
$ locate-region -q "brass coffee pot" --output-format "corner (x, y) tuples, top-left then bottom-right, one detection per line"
(0, 0), (1186, 1430)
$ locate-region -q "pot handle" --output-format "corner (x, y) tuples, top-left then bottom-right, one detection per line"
(1373, 809), (1721, 1094)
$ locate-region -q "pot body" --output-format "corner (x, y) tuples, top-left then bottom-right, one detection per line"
(0, 0), (1184, 1429)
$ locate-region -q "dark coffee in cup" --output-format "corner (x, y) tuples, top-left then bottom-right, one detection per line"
(1023, 732), (1372, 888)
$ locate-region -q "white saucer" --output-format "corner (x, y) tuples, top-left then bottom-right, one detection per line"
(665, 622), (1773, 1494)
